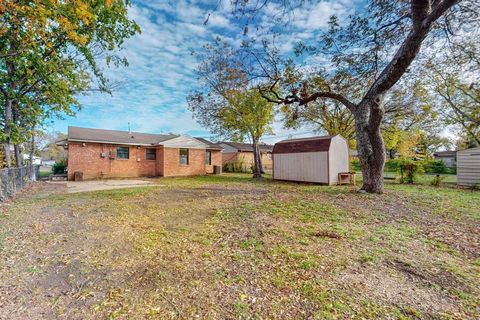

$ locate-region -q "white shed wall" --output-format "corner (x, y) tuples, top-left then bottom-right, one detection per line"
(273, 151), (329, 183)
(457, 147), (480, 187)
(328, 136), (350, 185)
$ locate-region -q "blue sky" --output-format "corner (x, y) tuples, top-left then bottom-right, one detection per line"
(52, 0), (359, 143)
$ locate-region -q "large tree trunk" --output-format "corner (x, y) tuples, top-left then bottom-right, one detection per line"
(12, 101), (22, 167)
(354, 96), (386, 193)
(252, 138), (263, 178)
(3, 99), (12, 167)
(14, 144), (22, 167)
(29, 129), (36, 181)
(259, 151), (265, 174)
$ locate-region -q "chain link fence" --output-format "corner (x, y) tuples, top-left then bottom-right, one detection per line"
(0, 166), (39, 202)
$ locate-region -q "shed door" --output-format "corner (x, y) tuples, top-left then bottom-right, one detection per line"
(274, 151), (328, 183)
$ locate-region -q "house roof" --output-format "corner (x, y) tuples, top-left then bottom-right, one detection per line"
(194, 137), (223, 150)
(273, 136), (334, 154)
(67, 126), (179, 146)
(433, 150), (457, 157)
(55, 139), (68, 147)
(220, 141), (274, 152)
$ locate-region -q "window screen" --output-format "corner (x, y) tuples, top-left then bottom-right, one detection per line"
(179, 148), (189, 165)
(116, 147), (129, 159)
(146, 148), (156, 160)
(205, 151), (212, 165)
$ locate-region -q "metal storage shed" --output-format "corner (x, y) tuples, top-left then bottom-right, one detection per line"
(457, 146), (480, 187)
(272, 135), (349, 185)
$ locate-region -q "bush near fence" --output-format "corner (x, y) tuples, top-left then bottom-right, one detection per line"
(0, 166), (39, 202)
(350, 159), (457, 175)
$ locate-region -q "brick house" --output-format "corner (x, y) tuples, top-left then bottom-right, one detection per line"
(60, 127), (222, 180)
(219, 142), (273, 171)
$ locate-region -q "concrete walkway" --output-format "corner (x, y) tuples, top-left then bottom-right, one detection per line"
(66, 179), (158, 193)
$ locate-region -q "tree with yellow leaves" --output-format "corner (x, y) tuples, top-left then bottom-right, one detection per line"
(0, 0), (140, 167)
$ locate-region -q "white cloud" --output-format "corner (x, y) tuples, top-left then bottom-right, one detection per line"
(54, 0), (358, 141)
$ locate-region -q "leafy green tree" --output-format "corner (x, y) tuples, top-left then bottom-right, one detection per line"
(38, 132), (68, 163)
(0, 0), (140, 167)
(188, 38), (276, 178)
(189, 88), (275, 178)
(282, 99), (356, 148)
(430, 72), (480, 146)
(225, 0), (475, 193)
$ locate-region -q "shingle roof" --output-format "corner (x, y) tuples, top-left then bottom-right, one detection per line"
(68, 126), (178, 146)
(433, 150), (457, 157)
(220, 142), (273, 152)
(273, 136), (334, 154)
(194, 137), (223, 150)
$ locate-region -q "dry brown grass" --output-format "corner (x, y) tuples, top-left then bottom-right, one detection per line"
(0, 174), (478, 319)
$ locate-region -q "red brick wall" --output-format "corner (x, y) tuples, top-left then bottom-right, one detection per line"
(222, 152), (238, 165)
(156, 146), (164, 176)
(68, 142), (157, 180)
(163, 147), (206, 177)
(67, 143), (217, 180)
(206, 150), (222, 174)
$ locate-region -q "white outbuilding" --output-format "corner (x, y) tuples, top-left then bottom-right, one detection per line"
(272, 135), (350, 185)
(457, 146), (480, 187)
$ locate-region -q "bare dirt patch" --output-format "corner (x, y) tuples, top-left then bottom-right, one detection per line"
(0, 175), (478, 319)
(66, 179), (158, 193)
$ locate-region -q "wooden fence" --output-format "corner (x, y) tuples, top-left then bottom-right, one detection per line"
(0, 166), (39, 202)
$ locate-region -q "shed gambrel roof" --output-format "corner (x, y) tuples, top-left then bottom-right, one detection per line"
(68, 126), (179, 146)
(273, 136), (335, 154)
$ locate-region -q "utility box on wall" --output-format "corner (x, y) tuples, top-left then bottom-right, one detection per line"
(213, 165), (222, 174)
(74, 171), (83, 181)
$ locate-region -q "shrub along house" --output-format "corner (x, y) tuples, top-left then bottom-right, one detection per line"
(219, 142), (274, 171)
(60, 126), (222, 180)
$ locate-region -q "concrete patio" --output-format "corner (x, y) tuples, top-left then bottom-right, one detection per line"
(63, 179), (159, 193)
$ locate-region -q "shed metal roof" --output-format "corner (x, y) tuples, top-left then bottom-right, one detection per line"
(273, 136), (334, 154)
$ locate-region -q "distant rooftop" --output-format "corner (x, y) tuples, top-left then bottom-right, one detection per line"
(433, 150), (457, 157)
(194, 137), (223, 150)
(219, 141), (274, 152)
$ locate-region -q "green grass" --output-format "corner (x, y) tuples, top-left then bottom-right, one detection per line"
(0, 173), (478, 319)
(362, 171), (457, 185)
(38, 165), (52, 177)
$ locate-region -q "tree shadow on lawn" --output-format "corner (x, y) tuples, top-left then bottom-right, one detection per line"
(0, 175), (478, 319)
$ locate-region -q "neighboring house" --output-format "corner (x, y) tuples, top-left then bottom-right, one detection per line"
(58, 126), (222, 180)
(22, 154), (42, 165)
(433, 150), (457, 167)
(457, 146), (480, 187)
(272, 135), (349, 185)
(219, 142), (274, 171)
(42, 159), (56, 166)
